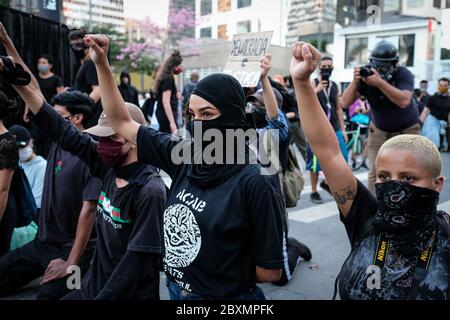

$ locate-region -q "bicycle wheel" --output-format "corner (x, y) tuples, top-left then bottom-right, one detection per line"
(348, 137), (365, 171)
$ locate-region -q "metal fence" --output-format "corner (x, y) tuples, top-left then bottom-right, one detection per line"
(0, 5), (75, 89)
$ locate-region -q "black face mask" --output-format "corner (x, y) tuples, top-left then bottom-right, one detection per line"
(373, 181), (439, 256)
(320, 68), (333, 78)
(252, 108), (268, 129)
(71, 47), (87, 60)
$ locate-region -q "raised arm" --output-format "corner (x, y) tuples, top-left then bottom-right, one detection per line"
(290, 42), (357, 217)
(83, 35), (140, 143)
(260, 54), (279, 120)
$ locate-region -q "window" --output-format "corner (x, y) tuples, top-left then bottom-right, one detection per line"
(407, 0), (425, 8)
(399, 34), (415, 67)
(384, 0), (400, 12)
(200, 27), (212, 38)
(218, 24), (228, 39)
(446, 0), (450, 8)
(237, 0), (252, 9)
(236, 20), (251, 34)
(200, 0), (212, 15)
(345, 37), (368, 68)
(218, 0), (231, 12)
(433, 0), (441, 8)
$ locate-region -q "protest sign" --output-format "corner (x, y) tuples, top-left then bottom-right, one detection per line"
(223, 31), (273, 88)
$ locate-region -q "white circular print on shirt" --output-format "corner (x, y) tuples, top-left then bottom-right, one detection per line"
(164, 204), (202, 268)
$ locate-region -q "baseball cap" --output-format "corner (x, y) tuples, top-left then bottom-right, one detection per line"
(83, 103), (147, 137)
(8, 125), (32, 147)
(246, 88), (284, 108)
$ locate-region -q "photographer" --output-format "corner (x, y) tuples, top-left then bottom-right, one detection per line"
(342, 41), (420, 192)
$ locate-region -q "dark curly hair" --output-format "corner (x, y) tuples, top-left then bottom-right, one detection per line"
(51, 90), (95, 127)
(0, 91), (17, 121)
(152, 50), (183, 93)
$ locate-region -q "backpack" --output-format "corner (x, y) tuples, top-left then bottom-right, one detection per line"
(10, 167), (38, 228)
(282, 145), (305, 208)
(263, 132), (305, 208)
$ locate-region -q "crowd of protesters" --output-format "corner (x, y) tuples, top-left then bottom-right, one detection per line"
(0, 20), (449, 301)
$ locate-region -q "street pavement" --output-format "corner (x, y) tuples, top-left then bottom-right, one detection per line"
(3, 152), (450, 301)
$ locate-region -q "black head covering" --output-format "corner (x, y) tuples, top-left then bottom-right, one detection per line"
(191, 73), (249, 129)
(186, 73), (254, 189)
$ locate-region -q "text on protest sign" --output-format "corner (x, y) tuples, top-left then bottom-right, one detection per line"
(223, 31), (273, 88)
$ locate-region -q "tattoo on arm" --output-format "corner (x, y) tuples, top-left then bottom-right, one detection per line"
(333, 186), (357, 206)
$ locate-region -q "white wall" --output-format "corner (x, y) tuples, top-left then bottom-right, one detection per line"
(333, 20), (434, 87)
(195, 0), (288, 46)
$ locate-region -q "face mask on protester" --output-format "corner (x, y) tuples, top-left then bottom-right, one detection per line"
(38, 64), (50, 74)
(71, 46), (87, 60)
(174, 66), (184, 75)
(252, 108), (268, 129)
(19, 145), (34, 162)
(320, 68), (333, 78)
(373, 180), (439, 256)
(97, 137), (129, 168)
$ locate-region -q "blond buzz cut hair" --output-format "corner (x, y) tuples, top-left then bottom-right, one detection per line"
(377, 135), (442, 178)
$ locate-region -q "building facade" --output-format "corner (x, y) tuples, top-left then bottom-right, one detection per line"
(195, 0), (289, 46)
(333, 0), (450, 90)
(285, 0), (336, 48)
(8, 0), (62, 22)
(62, 0), (125, 32)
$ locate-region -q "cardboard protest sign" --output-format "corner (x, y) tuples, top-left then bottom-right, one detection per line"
(223, 31), (273, 88)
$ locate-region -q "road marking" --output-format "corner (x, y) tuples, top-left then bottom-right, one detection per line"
(289, 201), (340, 223)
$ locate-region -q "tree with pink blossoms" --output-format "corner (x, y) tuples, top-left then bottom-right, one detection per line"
(116, 6), (199, 76)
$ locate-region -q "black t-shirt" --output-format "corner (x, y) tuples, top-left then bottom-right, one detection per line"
(427, 94), (450, 122)
(30, 108), (102, 247)
(73, 59), (102, 128)
(339, 180), (450, 300)
(73, 59), (99, 95)
(118, 84), (139, 106)
(366, 66), (418, 132)
(33, 103), (166, 299)
(137, 127), (285, 298)
(0, 132), (18, 255)
(315, 79), (340, 132)
(157, 76), (178, 113)
(0, 132), (18, 170)
(37, 74), (63, 103)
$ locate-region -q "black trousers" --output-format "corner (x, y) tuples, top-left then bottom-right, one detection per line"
(0, 239), (93, 300)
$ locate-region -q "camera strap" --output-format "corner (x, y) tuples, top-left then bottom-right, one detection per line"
(372, 232), (435, 291)
(322, 85), (332, 121)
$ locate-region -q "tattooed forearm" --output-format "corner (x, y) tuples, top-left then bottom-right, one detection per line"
(333, 186), (357, 206)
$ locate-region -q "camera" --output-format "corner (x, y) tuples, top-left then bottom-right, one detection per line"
(359, 65), (374, 78)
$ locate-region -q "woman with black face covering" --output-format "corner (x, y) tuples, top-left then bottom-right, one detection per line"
(85, 34), (285, 300)
(291, 42), (450, 300)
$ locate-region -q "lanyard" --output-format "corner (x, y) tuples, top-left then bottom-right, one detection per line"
(322, 84), (332, 121)
(373, 232), (435, 288)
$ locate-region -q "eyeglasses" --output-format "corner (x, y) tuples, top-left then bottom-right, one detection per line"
(64, 114), (80, 122)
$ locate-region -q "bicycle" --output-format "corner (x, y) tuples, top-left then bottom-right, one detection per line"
(345, 119), (369, 172)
